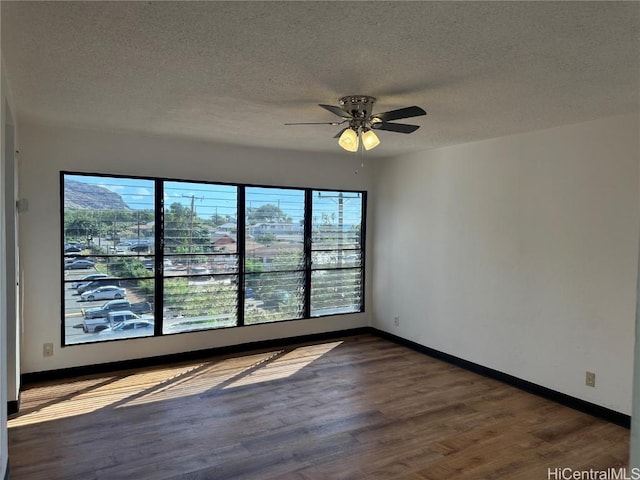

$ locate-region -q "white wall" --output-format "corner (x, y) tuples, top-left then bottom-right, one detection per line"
(0, 53), (11, 480)
(18, 122), (372, 374)
(14, 112), (638, 423)
(372, 113), (639, 414)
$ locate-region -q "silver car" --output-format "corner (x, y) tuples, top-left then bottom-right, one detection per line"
(64, 259), (95, 270)
(80, 285), (126, 302)
(97, 319), (155, 339)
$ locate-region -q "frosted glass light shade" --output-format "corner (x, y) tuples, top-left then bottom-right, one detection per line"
(361, 129), (380, 150)
(338, 128), (359, 152)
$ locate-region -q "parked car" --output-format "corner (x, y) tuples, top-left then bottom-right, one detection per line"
(80, 296), (151, 322)
(97, 318), (155, 339)
(80, 285), (126, 302)
(64, 259), (95, 270)
(130, 301), (153, 314)
(64, 245), (82, 253)
(82, 299), (132, 319)
(77, 278), (120, 294)
(83, 310), (145, 333)
(71, 273), (108, 289)
(130, 244), (150, 253)
(188, 265), (210, 275)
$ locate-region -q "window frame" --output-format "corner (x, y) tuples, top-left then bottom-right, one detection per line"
(309, 189), (366, 317)
(60, 171), (366, 346)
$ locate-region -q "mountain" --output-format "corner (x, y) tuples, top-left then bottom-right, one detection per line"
(64, 179), (130, 210)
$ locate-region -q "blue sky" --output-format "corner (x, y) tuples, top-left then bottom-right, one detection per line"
(66, 175), (362, 224)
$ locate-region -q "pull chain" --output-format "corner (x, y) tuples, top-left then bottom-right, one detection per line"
(355, 132), (365, 175)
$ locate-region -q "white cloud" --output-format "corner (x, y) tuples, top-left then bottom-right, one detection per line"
(99, 184), (126, 193)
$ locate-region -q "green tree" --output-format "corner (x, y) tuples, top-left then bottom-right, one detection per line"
(164, 278), (237, 319)
(211, 213), (232, 226)
(106, 257), (149, 279)
(165, 202), (210, 251)
(64, 212), (99, 244)
(70, 209), (155, 241)
(247, 204), (291, 225)
(244, 259), (265, 297)
(254, 232), (276, 245)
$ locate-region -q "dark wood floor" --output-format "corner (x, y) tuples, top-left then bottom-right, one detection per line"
(8, 334), (629, 479)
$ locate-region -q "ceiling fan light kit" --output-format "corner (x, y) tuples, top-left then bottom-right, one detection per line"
(338, 128), (359, 152)
(285, 95), (427, 153)
(361, 129), (380, 151)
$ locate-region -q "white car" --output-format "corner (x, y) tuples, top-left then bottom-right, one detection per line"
(80, 285), (126, 302)
(97, 319), (154, 339)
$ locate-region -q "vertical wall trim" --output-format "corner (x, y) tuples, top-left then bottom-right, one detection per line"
(3, 118), (18, 404)
(629, 189), (640, 466)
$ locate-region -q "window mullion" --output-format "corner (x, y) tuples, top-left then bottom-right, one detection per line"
(154, 179), (164, 337)
(237, 186), (246, 327)
(303, 189), (312, 318)
(360, 191), (367, 311)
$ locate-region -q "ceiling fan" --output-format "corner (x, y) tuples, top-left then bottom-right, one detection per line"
(285, 95), (427, 152)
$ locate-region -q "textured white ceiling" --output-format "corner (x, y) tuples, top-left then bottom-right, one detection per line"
(2, 1), (639, 157)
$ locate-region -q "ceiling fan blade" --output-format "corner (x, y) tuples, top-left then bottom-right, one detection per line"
(333, 128), (349, 139)
(372, 122), (420, 134)
(372, 106), (427, 122)
(319, 104), (352, 119)
(284, 121), (345, 126)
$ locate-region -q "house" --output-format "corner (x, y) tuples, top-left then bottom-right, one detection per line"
(0, 2), (639, 478)
(213, 222), (237, 235)
(211, 233), (236, 250)
(249, 223), (304, 235)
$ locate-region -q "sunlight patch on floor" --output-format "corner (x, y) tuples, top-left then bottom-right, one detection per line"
(8, 364), (204, 427)
(9, 341), (343, 426)
(118, 351), (282, 407)
(223, 341), (343, 389)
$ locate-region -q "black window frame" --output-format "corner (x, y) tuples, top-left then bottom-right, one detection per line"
(60, 171), (366, 346)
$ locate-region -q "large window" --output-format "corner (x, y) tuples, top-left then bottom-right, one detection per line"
(311, 191), (364, 316)
(162, 181), (238, 334)
(61, 172), (365, 345)
(245, 187), (305, 324)
(62, 175), (156, 345)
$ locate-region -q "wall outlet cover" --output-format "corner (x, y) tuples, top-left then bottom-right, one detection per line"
(586, 371), (596, 387)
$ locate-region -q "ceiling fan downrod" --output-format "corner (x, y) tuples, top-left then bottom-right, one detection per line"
(339, 95), (376, 131)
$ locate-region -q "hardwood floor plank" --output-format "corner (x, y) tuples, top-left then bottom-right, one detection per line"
(8, 334), (629, 479)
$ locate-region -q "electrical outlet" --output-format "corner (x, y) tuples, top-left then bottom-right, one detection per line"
(393, 316), (400, 326)
(43, 343), (54, 357)
(585, 371), (596, 387)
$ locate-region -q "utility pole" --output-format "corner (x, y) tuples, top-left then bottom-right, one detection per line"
(136, 210), (141, 252)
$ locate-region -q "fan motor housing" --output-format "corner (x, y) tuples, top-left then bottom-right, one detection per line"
(339, 95), (376, 119)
